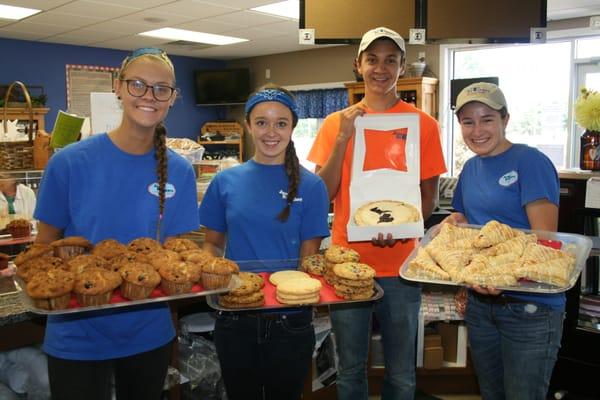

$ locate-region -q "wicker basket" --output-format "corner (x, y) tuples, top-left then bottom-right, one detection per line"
(1, 81), (35, 170)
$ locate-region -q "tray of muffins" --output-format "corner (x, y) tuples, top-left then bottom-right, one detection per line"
(11, 236), (242, 315)
(206, 246), (384, 311)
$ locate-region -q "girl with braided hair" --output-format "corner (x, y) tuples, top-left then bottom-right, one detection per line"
(34, 48), (199, 400)
(199, 85), (330, 400)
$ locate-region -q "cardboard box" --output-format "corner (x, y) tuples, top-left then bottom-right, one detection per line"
(436, 321), (467, 367)
(423, 346), (444, 369)
(424, 333), (442, 348)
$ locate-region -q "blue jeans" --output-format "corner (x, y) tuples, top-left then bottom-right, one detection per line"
(214, 310), (315, 400)
(329, 277), (421, 400)
(466, 292), (565, 400)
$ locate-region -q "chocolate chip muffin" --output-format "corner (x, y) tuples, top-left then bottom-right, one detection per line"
(158, 261), (202, 295)
(127, 237), (162, 255)
(51, 236), (93, 261)
(119, 262), (161, 300)
(26, 268), (75, 310)
(74, 267), (122, 306)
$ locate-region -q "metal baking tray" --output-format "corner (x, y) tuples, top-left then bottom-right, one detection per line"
(399, 224), (593, 293)
(13, 274), (241, 315)
(206, 259), (384, 312)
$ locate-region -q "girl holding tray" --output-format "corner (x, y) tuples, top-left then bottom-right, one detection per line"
(34, 48), (199, 400)
(198, 85), (330, 400)
(446, 82), (561, 400)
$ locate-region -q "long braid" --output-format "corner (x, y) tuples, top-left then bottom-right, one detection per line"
(277, 140), (300, 222)
(154, 122), (168, 240)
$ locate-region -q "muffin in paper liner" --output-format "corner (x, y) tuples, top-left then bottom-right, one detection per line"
(201, 258), (239, 290)
(119, 262), (160, 300)
(74, 267), (122, 307)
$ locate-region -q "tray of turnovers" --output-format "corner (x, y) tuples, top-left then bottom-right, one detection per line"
(12, 236), (241, 315)
(400, 220), (593, 293)
(207, 245), (384, 312)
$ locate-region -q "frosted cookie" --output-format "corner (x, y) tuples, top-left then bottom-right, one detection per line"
(354, 200), (421, 226)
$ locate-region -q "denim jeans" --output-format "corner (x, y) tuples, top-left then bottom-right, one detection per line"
(466, 292), (565, 400)
(214, 309), (315, 400)
(329, 277), (421, 400)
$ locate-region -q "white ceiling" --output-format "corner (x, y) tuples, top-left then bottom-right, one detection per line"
(0, 0), (599, 60)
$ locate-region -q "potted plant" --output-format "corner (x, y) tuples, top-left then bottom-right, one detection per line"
(576, 88), (600, 170)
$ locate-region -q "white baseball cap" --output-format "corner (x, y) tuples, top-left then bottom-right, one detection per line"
(455, 82), (507, 113)
(358, 27), (405, 58)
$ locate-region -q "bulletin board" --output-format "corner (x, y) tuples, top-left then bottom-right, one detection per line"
(66, 64), (118, 117)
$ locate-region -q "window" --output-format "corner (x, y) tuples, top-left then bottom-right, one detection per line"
(294, 118), (324, 171)
(446, 42), (572, 175)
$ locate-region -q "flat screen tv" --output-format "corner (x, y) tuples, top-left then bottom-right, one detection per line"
(194, 68), (250, 106)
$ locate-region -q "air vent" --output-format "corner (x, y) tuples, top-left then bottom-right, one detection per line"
(163, 40), (214, 51)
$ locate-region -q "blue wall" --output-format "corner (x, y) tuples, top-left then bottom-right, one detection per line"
(0, 38), (225, 139)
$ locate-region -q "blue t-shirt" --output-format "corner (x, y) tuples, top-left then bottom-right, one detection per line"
(198, 159), (330, 271)
(452, 144), (563, 308)
(34, 133), (199, 360)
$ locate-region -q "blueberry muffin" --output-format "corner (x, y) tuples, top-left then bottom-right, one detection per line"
(51, 236), (93, 260)
(127, 237), (162, 255)
(147, 249), (181, 271)
(201, 258), (239, 289)
(67, 254), (108, 275)
(108, 251), (150, 272)
(17, 256), (66, 282)
(92, 239), (127, 260)
(163, 237), (199, 253)
(158, 261), (202, 295)
(26, 268), (75, 310)
(74, 267), (122, 306)
(14, 243), (54, 267)
(119, 262), (161, 300)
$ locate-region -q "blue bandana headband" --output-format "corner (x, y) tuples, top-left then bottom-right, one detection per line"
(245, 89), (299, 123)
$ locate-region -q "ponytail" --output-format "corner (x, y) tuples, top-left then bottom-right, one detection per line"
(154, 122), (168, 239)
(277, 140), (300, 222)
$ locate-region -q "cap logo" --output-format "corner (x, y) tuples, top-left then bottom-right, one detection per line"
(467, 87), (491, 94)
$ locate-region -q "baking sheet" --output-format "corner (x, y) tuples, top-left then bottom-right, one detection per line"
(14, 274), (241, 315)
(399, 224), (593, 293)
(206, 259), (384, 311)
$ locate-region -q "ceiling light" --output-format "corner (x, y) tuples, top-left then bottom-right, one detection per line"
(251, 0), (299, 19)
(139, 28), (248, 46)
(0, 4), (41, 20)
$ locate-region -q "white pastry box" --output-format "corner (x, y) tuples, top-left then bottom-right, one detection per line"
(347, 113), (424, 242)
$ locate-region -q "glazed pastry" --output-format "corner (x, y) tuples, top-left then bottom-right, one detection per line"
(481, 233), (537, 257)
(514, 256), (575, 287)
(405, 248), (451, 281)
(472, 220), (518, 248)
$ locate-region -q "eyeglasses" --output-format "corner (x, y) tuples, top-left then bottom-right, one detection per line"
(120, 79), (176, 102)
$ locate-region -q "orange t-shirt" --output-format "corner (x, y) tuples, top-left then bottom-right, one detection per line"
(307, 101), (447, 277)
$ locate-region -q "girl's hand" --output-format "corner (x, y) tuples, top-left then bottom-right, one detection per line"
(442, 212), (468, 226)
(371, 233), (408, 248)
(470, 284), (502, 296)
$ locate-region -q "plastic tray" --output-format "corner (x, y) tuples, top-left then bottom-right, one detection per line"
(399, 224), (593, 293)
(13, 274), (241, 315)
(206, 259), (384, 311)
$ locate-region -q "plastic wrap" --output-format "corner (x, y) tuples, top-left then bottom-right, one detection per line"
(178, 334), (226, 400)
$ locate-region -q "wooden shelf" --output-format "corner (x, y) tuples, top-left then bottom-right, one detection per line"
(199, 122), (244, 161)
(345, 77), (438, 118)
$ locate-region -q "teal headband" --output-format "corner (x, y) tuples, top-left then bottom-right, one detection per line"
(245, 89), (298, 123)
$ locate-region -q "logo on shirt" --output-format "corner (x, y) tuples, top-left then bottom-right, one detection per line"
(278, 190), (302, 202)
(498, 171), (518, 187)
(148, 182), (176, 198)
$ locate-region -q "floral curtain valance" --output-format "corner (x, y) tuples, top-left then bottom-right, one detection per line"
(292, 88), (348, 119)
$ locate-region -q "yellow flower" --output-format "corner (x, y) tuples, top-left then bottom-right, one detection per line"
(575, 88), (600, 132)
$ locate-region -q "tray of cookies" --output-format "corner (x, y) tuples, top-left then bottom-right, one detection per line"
(11, 236), (242, 315)
(206, 256), (384, 311)
(399, 220), (593, 293)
